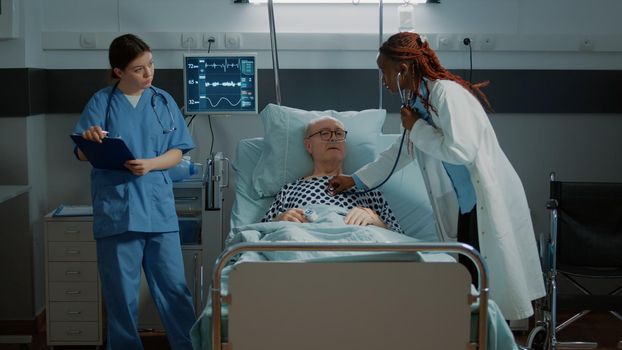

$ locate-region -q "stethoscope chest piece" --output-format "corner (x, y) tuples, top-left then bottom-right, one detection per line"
(150, 90), (177, 134)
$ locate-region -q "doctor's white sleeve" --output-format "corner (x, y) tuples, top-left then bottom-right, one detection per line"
(354, 133), (413, 188)
(411, 81), (487, 165)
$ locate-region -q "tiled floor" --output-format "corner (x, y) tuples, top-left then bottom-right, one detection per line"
(1, 311), (620, 349)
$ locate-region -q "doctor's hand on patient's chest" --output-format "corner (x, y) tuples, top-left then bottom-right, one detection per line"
(327, 175), (355, 195)
(400, 105), (420, 131)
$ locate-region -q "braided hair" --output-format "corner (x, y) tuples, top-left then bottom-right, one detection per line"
(379, 32), (492, 112)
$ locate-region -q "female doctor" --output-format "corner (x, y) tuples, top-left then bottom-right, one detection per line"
(73, 34), (195, 349)
(329, 32), (545, 320)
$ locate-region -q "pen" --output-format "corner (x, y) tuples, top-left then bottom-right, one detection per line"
(101, 130), (109, 137)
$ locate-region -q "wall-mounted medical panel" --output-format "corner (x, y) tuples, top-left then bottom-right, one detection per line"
(41, 31), (622, 53)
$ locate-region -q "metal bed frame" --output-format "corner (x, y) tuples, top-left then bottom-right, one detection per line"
(210, 242), (490, 350)
(220, 4), (500, 350)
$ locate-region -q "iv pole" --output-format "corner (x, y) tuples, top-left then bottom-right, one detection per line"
(378, 0), (384, 109)
(267, 0), (282, 105)
(266, 0), (388, 109)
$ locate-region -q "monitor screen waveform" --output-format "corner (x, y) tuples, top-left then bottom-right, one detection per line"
(183, 54), (258, 114)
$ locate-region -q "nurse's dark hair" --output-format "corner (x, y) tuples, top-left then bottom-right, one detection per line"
(108, 34), (151, 80)
(379, 32), (492, 112)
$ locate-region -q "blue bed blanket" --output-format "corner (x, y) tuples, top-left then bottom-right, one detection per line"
(190, 205), (517, 350)
(227, 205), (421, 261)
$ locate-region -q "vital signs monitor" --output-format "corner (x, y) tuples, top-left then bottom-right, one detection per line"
(183, 53), (258, 115)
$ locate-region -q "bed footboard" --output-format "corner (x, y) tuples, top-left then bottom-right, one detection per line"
(211, 242), (489, 350)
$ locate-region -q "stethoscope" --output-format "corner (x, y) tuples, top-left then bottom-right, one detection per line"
(349, 71), (418, 195)
(105, 81), (177, 134)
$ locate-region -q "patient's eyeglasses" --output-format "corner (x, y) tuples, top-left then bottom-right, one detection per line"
(306, 129), (348, 141)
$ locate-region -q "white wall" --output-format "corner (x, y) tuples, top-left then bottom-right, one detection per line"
(2, 0), (622, 69)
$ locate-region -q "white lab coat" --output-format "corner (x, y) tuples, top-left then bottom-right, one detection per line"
(356, 79), (545, 320)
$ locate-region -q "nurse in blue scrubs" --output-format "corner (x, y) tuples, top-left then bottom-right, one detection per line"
(73, 34), (195, 349)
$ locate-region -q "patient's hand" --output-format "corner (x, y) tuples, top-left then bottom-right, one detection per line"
(345, 207), (387, 228)
(274, 208), (307, 223)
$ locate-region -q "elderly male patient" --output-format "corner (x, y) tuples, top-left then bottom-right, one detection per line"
(262, 116), (402, 233)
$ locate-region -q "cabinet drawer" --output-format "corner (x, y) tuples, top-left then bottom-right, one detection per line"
(49, 262), (98, 282)
(49, 322), (99, 342)
(49, 282), (98, 302)
(49, 302), (99, 322)
(47, 222), (93, 242)
(48, 242), (97, 261)
(174, 188), (203, 215)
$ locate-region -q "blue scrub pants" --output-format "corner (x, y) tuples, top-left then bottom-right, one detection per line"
(96, 231), (196, 350)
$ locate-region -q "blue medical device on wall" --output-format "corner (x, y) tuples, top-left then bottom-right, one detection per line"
(183, 53), (258, 115)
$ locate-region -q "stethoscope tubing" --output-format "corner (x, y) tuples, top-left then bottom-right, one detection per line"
(104, 82), (175, 134)
(351, 128), (407, 195)
(350, 72), (413, 195)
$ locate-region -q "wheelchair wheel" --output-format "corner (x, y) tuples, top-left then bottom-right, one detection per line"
(527, 324), (548, 350)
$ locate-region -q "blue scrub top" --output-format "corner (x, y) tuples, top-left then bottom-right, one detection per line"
(74, 85), (195, 238)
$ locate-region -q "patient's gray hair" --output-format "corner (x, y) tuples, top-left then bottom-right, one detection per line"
(305, 116), (345, 138)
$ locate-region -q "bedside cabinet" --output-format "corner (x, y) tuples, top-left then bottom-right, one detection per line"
(43, 181), (225, 339)
(44, 214), (103, 347)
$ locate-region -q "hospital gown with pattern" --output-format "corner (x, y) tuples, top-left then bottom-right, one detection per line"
(262, 175), (403, 233)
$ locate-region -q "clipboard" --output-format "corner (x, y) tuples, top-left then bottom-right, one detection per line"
(71, 134), (135, 171)
(53, 204), (93, 217)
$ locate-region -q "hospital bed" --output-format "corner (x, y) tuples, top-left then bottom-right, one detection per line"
(190, 110), (518, 350)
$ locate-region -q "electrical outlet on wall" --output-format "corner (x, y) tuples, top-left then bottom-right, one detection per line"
(480, 35), (496, 50)
(181, 33), (198, 49)
(79, 33), (96, 49)
(225, 33), (241, 49)
(202, 33), (218, 49)
(579, 38), (594, 51)
(437, 34), (457, 50)
(460, 35), (476, 50)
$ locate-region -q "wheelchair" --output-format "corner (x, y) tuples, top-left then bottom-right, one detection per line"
(527, 173), (622, 350)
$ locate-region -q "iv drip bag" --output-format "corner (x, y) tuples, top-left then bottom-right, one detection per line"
(398, 3), (416, 32)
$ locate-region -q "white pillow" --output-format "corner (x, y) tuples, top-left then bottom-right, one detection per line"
(231, 138), (275, 228)
(252, 104), (386, 198)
